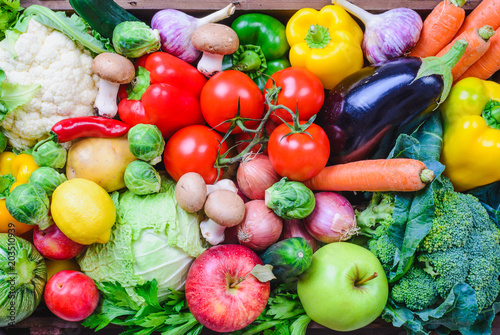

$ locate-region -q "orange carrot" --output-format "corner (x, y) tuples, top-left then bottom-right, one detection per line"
(457, 27), (500, 80)
(303, 158), (434, 192)
(408, 0), (466, 58)
(436, 25), (495, 81)
(454, 0), (500, 37)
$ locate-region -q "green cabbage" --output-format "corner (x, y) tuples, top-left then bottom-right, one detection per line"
(77, 176), (206, 304)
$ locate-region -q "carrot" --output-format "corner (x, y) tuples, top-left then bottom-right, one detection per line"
(302, 158), (435, 192)
(435, 25), (495, 81)
(454, 0), (500, 37)
(457, 27), (500, 80)
(408, 0), (466, 58)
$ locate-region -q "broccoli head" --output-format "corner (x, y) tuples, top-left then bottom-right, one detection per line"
(358, 177), (500, 313)
(390, 267), (439, 311)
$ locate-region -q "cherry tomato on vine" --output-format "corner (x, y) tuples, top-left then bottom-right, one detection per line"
(268, 122), (330, 181)
(200, 70), (265, 134)
(265, 67), (325, 124)
(164, 125), (229, 184)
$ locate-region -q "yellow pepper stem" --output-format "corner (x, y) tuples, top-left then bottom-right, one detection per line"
(304, 24), (331, 49)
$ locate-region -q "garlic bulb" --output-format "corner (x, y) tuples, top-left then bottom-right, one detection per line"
(333, 0), (423, 64)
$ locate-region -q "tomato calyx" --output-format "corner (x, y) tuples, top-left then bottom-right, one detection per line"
(217, 79), (308, 167)
(219, 98), (264, 143)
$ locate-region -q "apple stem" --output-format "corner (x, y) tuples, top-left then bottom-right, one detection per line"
(355, 272), (378, 286)
(229, 275), (247, 288)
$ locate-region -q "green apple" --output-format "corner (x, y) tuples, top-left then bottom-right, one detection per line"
(297, 242), (389, 332)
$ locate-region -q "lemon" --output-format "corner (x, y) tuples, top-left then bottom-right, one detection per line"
(51, 178), (116, 245)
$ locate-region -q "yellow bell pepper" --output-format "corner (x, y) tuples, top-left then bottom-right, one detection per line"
(440, 77), (500, 191)
(286, 5), (364, 90)
(0, 153), (38, 236)
(0, 152), (16, 175)
(10, 153), (39, 185)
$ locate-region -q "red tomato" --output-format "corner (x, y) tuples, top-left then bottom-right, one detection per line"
(145, 52), (206, 99)
(267, 122), (330, 181)
(200, 70), (265, 134)
(164, 125), (229, 184)
(134, 54), (149, 69)
(265, 67), (325, 124)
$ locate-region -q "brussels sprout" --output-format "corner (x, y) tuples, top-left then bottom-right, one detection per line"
(29, 167), (67, 197)
(124, 160), (161, 195)
(128, 124), (165, 165)
(112, 21), (161, 58)
(32, 140), (67, 169)
(5, 183), (51, 229)
(0, 131), (7, 153)
(265, 177), (316, 219)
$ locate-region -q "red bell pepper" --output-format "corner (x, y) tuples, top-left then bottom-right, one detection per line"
(118, 52), (207, 139)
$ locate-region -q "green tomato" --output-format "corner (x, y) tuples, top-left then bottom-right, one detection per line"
(297, 242), (389, 332)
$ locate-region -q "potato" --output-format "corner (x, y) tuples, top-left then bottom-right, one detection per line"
(66, 136), (137, 192)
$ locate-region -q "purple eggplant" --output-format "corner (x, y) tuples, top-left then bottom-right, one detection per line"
(316, 40), (468, 165)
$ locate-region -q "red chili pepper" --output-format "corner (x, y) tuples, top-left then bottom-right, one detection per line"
(51, 116), (131, 142)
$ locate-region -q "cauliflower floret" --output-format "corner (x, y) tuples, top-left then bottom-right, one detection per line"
(0, 18), (100, 150)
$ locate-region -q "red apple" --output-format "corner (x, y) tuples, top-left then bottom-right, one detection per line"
(44, 270), (100, 322)
(185, 244), (270, 332)
(33, 224), (85, 260)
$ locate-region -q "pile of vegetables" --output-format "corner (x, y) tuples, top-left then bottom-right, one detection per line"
(0, 0), (499, 334)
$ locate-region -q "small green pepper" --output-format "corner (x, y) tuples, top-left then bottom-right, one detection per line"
(223, 13), (290, 90)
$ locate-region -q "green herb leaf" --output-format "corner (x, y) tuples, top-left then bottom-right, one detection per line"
(84, 280), (201, 335)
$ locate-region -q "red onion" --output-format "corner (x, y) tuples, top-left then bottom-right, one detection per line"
(303, 192), (358, 243)
(237, 154), (281, 200)
(281, 219), (320, 252)
(237, 200), (283, 251)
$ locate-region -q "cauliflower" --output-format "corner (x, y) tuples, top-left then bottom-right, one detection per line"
(0, 18), (100, 150)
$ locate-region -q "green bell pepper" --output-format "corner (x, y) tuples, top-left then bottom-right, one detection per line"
(223, 13), (290, 90)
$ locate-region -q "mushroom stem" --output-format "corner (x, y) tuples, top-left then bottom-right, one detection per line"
(200, 218), (226, 245)
(198, 52), (225, 77)
(94, 80), (121, 118)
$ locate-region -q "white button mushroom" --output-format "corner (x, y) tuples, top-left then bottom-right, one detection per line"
(92, 53), (136, 118)
(191, 23), (239, 78)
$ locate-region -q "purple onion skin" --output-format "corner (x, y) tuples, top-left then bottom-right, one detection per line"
(151, 9), (201, 63)
(303, 192), (357, 244)
(364, 8), (422, 64)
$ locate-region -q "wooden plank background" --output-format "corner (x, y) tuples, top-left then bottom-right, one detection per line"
(20, 0), (483, 18)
